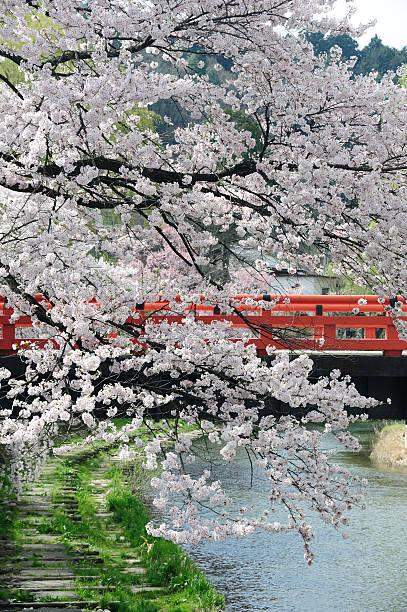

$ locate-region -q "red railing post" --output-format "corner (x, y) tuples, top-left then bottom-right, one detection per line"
(1, 321), (16, 354)
(365, 327), (376, 340)
(384, 321), (402, 356)
(314, 325), (323, 343)
(323, 323), (336, 348)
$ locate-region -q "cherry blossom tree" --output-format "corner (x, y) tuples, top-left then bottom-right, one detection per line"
(0, 0), (405, 562)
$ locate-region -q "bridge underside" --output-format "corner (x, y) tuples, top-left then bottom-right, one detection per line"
(1, 354), (406, 421)
(313, 355), (407, 420)
(264, 355), (407, 420)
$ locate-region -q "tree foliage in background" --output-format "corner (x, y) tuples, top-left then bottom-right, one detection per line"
(1, 0), (407, 563)
(306, 31), (407, 79)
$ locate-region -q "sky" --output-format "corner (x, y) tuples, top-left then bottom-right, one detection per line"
(334, 0), (407, 49)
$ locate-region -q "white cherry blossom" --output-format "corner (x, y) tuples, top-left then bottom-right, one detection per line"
(0, 0), (401, 560)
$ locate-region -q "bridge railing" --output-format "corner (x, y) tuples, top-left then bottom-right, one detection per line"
(0, 295), (406, 356)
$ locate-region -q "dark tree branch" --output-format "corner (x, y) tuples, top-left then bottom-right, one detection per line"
(0, 74), (24, 99)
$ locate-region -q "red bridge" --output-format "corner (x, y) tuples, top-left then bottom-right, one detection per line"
(1, 294), (407, 357)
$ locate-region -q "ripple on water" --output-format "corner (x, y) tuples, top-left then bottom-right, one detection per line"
(176, 423), (407, 612)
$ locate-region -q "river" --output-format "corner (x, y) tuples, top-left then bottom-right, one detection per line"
(178, 422), (407, 612)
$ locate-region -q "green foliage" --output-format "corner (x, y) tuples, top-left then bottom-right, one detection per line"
(400, 69), (407, 88)
(306, 31), (407, 80)
(0, 59), (25, 87)
(184, 574), (224, 609)
(146, 539), (191, 587)
(0, 481), (18, 540)
(324, 262), (372, 295)
(113, 106), (161, 136)
(107, 489), (150, 546)
(305, 31), (359, 61)
(0, 7), (63, 88)
(340, 276), (372, 296)
(23, 8), (63, 34)
(185, 52), (207, 76)
(0, 589), (36, 602)
(99, 209), (122, 226)
(107, 480), (224, 608)
(206, 68), (222, 86)
(380, 422), (404, 434)
(76, 485), (98, 519)
(355, 36), (407, 79)
(133, 602), (160, 612)
(225, 108), (263, 153)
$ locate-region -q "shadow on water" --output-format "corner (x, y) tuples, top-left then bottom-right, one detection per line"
(171, 422), (407, 612)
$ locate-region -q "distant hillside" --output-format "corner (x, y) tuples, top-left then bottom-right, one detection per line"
(305, 32), (407, 79)
(150, 33), (407, 133)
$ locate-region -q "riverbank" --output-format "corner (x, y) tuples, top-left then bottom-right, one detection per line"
(370, 422), (407, 468)
(0, 420), (224, 612)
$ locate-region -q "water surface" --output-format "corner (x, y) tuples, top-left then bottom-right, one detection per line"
(179, 423), (407, 612)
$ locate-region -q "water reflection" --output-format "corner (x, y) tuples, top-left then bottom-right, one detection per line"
(176, 422), (407, 611)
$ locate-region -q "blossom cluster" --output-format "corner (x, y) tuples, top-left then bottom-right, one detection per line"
(0, 0), (403, 559)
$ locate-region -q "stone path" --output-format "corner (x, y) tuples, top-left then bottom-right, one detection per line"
(0, 451), (162, 611)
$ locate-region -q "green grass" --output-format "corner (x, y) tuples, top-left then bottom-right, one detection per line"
(107, 471), (224, 610)
(133, 603), (160, 612)
(0, 472), (18, 546)
(0, 588), (37, 602)
(1, 419), (223, 611)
